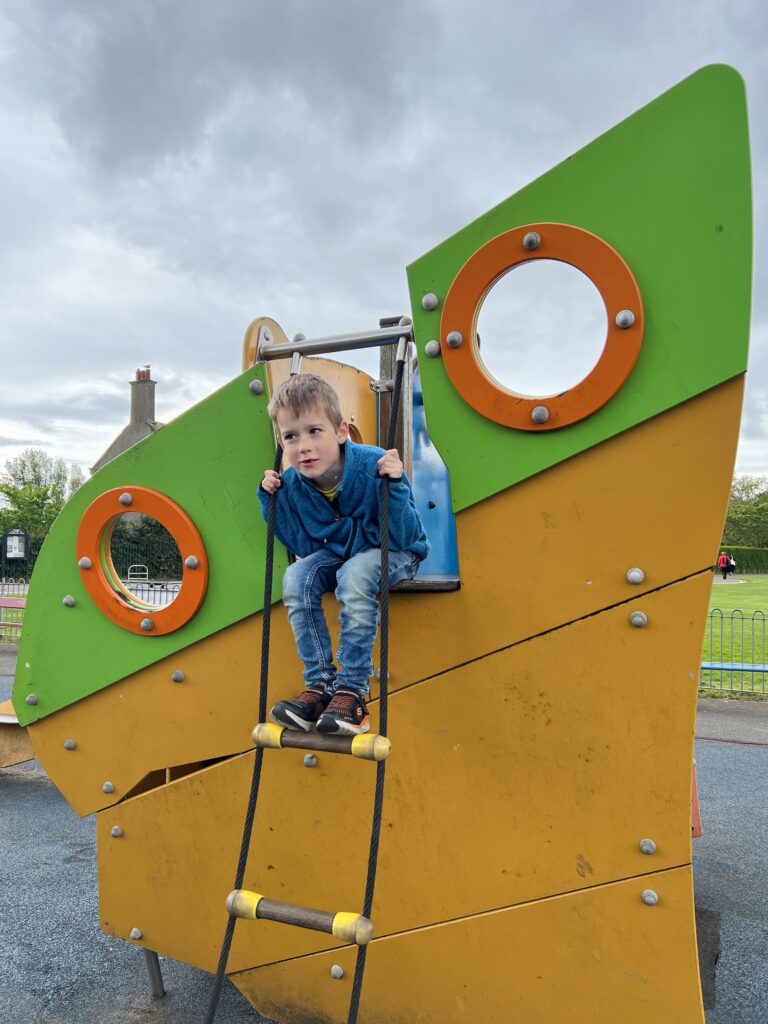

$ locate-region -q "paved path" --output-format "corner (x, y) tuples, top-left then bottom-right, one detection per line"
(2, 640), (767, 1022)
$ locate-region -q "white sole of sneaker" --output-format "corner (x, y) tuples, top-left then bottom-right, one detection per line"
(317, 719), (370, 737)
(269, 709), (315, 731)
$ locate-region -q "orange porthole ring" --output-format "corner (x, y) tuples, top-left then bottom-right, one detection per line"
(76, 486), (209, 636)
(438, 222), (645, 431)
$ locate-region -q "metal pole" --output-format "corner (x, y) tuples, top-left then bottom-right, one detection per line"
(143, 949), (166, 999)
(258, 325), (412, 362)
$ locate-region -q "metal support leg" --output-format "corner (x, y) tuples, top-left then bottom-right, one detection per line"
(143, 948), (166, 999)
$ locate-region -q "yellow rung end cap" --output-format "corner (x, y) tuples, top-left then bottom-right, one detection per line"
(350, 733), (391, 761)
(332, 912), (374, 945)
(226, 889), (264, 920)
(252, 723), (284, 749)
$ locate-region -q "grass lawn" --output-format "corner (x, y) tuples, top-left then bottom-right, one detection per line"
(703, 575), (768, 696)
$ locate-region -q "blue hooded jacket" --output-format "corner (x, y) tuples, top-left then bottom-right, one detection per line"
(257, 440), (430, 561)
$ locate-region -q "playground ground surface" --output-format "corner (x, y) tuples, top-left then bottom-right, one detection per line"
(2, 643), (767, 1024)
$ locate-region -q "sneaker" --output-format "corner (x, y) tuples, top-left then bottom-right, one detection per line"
(270, 688), (331, 731)
(316, 690), (370, 736)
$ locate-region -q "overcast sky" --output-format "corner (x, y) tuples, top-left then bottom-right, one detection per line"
(0, 0), (766, 478)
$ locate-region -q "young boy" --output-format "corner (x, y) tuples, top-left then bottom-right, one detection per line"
(258, 373), (429, 736)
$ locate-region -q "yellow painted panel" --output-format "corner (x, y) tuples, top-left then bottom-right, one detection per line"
(0, 707), (33, 767)
(31, 380), (739, 817)
(97, 573), (708, 973)
(232, 866), (704, 1024)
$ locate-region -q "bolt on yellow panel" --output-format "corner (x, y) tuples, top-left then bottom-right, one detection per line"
(31, 379), (739, 818)
(231, 866), (704, 1024)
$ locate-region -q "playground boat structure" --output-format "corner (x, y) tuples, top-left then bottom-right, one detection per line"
(8, 65), (751, 1022)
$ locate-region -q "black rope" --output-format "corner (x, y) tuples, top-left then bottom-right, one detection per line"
(203, 445), (283, 1024)
(346, 349), (407, 1024)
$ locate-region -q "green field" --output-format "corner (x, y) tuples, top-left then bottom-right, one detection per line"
(702, 575), (768, 697)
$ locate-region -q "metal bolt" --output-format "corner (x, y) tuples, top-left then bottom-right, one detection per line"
(171, 670), (185, 683)
(615, 309), (636, 329)
(303, 754), (317, 768)
(639, 838), (657, 856)
(102, 782), (115, 794)
(248, 379), (264, 395)
(446, 331), (463, 349)
(130, 928), (143, 940)
(184, 555), (199, 570)
(78, 557), (92, 570)
(376, 669), (391, 682)
(64, 739), (77, 751)
(398, 316), (412, 327)
(629, 611), (648, 628)
(523, 231), (541, 251)
(111, 826), (123, 838)
(422, 293), (439, 311)
(25, 694), (38, 706)
(63, 595), (76, 608)
(424, 340), (441, 358)
(292, 333), (306, 343)
(263, 328), (272, 343)
(140, 618), (155, 632)
(641, 889), (659, 906)
(626, 568), (645, 585)
(119, 492), (133, 507)
(531, 405), (550, 424)
(330, 964), (344, 979)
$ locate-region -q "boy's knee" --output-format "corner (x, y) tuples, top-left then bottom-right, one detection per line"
(336, 550), (380, 600)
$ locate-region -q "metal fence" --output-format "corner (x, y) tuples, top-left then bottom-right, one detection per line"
(700, 608), (768, 695)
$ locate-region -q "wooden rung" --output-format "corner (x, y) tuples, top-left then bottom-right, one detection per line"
(225, 890), (374, 945)
(252, 723), (391, 761)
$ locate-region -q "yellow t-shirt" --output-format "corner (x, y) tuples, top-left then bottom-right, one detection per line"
(316, 482), (340, 503)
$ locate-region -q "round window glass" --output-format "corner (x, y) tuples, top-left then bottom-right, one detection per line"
(108, 514), (183, 608)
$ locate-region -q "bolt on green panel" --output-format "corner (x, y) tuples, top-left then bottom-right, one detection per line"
(13, 364), (285, 726)
(407, 65), (751, 512)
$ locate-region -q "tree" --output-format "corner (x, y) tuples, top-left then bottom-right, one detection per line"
(3, 449), (84, 501)
(723, 475), (768, 548)
(0, 449), (86, 544)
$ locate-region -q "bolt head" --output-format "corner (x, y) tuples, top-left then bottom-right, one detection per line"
(248, 379), (265, 395)
(262, 328), (272, 342)
(63, 595), (76, 608)
(330, 964), (344, 979)
(118, 492), (133, 507)
(171, 670), (185, 683)
(130, 928), (143, 940)
(25, 694), (38, 706)
(615, 309), (636, 329)
(421, 293), (439, 311)
(184, 555), (199, 570)
(531, 405), (550, 424)
(102, 781), (115, 794)
(111, 825), (123, 838)
(626, 567), (645, 585)
(641, 889), (659, 906)
(140, 618), (154, 632)
(639, 838), (657, 856)
(398, 316), (412, 327)
(292, 332), (307, 343)
(303, 754), (317, 768)
(424, 340), (441, 358)
(64, 739), (77, 751)
(629, 611), (648, 628)
(446, 331), (463, 349)
(523, 231), (541, 251)
(78, 557), (92, 570)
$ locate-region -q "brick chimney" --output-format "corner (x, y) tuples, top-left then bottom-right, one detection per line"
(130, 366), (156, 426)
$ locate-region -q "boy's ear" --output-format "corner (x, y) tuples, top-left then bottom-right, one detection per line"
(337, 420), (349, 442)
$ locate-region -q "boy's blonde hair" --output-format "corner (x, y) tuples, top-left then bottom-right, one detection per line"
(267, 373), (344, 429)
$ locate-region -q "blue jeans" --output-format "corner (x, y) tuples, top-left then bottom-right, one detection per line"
(282, 547), (421, 697)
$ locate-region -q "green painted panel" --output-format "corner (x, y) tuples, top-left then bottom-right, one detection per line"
(13, 364), (286, 725)
(407, 64), (751, 512)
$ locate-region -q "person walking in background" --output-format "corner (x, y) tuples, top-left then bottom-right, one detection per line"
(729, 554), (736, 575)
(717, 551), (730, 580)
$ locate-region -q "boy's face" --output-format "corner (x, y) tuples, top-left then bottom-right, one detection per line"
(275, 404), (349, 489)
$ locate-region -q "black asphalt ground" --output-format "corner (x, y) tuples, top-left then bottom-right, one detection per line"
(2, 641), (767, 1023)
